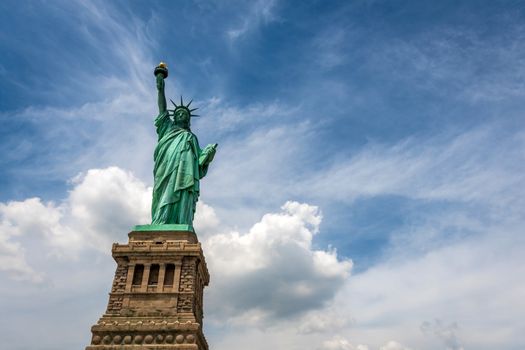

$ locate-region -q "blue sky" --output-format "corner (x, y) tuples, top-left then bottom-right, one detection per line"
(1, 1), (525, 350)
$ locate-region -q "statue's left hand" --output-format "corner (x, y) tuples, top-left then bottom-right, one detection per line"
(200, 144), (217, 165)
(205, 143), (217, 162)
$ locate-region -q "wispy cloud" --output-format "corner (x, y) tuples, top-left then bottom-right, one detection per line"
(0, 1), (166, 192)
(312, 27), (349, 69)
(300, 125), (525, 208)
(226, 0), (279, 41)
(367, 24), (525, 102)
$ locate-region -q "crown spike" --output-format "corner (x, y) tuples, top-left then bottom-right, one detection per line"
(187, 99), (193, 107)
(189, 107), (199, 112)
(170, 98), (178, 108)
(180, 95), (184, 106)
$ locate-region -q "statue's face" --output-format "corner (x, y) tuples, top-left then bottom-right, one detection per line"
(174, 108), (190, 129)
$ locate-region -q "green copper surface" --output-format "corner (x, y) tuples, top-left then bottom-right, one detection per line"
(134, 224), (193, 232)
(151, 63), (217, 225)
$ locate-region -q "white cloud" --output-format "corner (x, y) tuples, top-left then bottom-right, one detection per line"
(68, 167), (151, 247)
(421, 319), (464, 350)
(0, 152), (523, 350)
(318, 337), (411, 350)
(320, 336), (369, 350)
(193, 201), (221, 238)
(198, 124), (525, 348)
(0, 166), (356, 348)
(0, 223), (42, 282)
(0, 197), (81, 280)
(204, 201), (352, 323)
(0, 167), (151, 282)
(379, 341), (412, 350)
(297, 308), (351, 334)
(2, 2), (525, 350)
(329, 223), (525, 350)
(197, 119), (524, 348)
(0, 168), (353, 331)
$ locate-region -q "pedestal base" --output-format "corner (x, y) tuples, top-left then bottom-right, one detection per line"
(87, 317), (206, 349)
(86, 228), (209, 350)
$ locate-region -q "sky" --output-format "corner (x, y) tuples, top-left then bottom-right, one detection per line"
(0, 0), (524, 349)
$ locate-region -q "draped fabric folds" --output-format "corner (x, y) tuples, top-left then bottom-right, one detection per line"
(151, 111), (209, 225)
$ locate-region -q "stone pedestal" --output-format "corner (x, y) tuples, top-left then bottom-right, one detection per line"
(86, 226), (209, 350)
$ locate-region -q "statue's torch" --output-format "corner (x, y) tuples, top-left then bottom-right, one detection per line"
(154, 61), (168, 79)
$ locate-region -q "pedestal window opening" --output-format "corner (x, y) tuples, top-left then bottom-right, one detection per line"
(132, 264), (144, 286)
(164, 263), (175, 286)
(148, 264), (160, 285)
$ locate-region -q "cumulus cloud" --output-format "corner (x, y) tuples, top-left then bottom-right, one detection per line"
(0, 116), (525, 349)
(0, 217), (42, 282)
(1, 124), (523, 350)
(0, 167), (352, 330)
(204, 201), (352, 323)
(68, 167), (151, 246)
(0, 167), (151, 281)
(0, 130), (523, 350)
(193, 201), (221, 238)
(0, 197), (80, 281)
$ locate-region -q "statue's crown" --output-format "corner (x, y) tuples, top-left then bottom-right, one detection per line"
(168, 96), (199, 118)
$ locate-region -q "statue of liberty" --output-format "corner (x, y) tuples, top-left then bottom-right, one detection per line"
(151, 62), (217, 226)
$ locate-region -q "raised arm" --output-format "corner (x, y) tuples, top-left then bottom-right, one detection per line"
(154, 62), (168, 114)
(156, 73), (167, 114)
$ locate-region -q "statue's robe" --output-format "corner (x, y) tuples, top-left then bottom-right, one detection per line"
(151, 111), (209, 225)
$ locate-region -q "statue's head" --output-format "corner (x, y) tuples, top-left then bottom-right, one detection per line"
(169, 97), (199, 130)
(174, 107), (191, 129)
